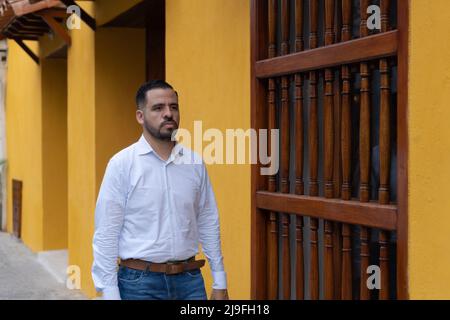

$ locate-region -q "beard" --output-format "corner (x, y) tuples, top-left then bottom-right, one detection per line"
(143, 119), (179, 141)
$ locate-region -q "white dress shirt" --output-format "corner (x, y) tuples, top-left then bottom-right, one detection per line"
(92, 135), (227, 300)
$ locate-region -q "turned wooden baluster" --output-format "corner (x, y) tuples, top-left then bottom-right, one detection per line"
(340, 224), (353, 300)
(360, 226), (371, 299)
(294, 0), (305, 301)
(332, 2), (343, 298)
(295, 218), (304, 299)
(340, 0), (353, 300)
(267, 0), (279, 300)
(309, 0), (320, 301)
(378, 0), (391, 300)
(279, 0), (292, 301)
(359, 0), (371, 300)
(324, 0), (336, 300)
(324, 0), (335, 200)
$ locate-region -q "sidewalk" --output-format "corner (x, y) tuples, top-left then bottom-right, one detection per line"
(0, 232), (87, 300)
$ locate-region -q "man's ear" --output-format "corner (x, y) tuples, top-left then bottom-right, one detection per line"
(136, 109), (144, 125)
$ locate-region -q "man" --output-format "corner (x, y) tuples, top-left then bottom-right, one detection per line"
(92, 80), (229, 300)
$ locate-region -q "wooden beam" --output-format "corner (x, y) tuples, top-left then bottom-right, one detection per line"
(59, 0), (96, 31)
(12, 20), (49, 32)
(36, 8), (68, 19)
(13, 18), (48, 30)
(13, 38), (39, 65)
(4, 30), (38, 41)
(8, 25), (45, 35)
(256, 191), (398, 230)
(22, 14), (45, 23)
(39, 12), (71, 46)
(255, 30), (398, 78)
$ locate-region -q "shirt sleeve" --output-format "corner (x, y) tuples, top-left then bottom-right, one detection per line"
(197, 162), (227, 290)
(92, 157), (126, 300)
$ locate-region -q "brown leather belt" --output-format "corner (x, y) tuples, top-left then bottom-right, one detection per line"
(119, 257), (205, 275)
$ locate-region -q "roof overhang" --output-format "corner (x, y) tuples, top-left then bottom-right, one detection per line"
(9, 0), (61, 16)
(0, 0), (64, 41)
(0, 0), (96, 64)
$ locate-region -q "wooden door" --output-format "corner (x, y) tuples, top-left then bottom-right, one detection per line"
(251, 0), (409, 300)
(12, 179), (22, 239)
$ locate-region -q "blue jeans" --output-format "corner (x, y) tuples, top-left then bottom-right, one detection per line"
(118, 265), (207, 300)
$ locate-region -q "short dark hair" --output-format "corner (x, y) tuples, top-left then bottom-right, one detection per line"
(135, 80), (176, 109)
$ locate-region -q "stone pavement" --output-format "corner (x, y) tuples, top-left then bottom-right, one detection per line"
(0, 232), (87, 300)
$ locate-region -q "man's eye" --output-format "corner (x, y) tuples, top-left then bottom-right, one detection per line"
(154, 106), (162, 111)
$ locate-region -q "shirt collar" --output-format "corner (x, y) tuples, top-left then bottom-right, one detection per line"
(136, 134), (154, 155)
(136, 134), (184, 158)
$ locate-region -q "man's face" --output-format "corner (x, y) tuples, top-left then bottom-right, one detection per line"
(136, 88), (180, 141)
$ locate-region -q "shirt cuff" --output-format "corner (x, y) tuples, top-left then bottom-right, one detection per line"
(211, 271), (227, 289)
(102, 286), (121, 300)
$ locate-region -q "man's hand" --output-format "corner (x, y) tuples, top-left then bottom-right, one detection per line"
(210, 289), (229, 300)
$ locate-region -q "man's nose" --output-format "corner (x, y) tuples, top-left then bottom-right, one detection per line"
(162, 105), (173, 119)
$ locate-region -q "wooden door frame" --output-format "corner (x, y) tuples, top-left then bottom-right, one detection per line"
(146, 0), (165, 81)
(396, 0), (410, 300)
(250, 0), (410, 299)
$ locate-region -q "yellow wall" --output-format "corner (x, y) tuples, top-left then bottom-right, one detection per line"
(408, 0), (450, 299)
(95, 0), (143, 26)
(70, 0), (250, 299)
(41, 58), (68, 250)
(5, 41), (44, 252)
(9, 0), (450, 301)
(6, 39), (68, 252)
(166, 0), (251, 299)
(6, 0), (250, 300)
(67, 0), (97, 298)
(68, 1), (146, 298)
(94, 27), (145, 193)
